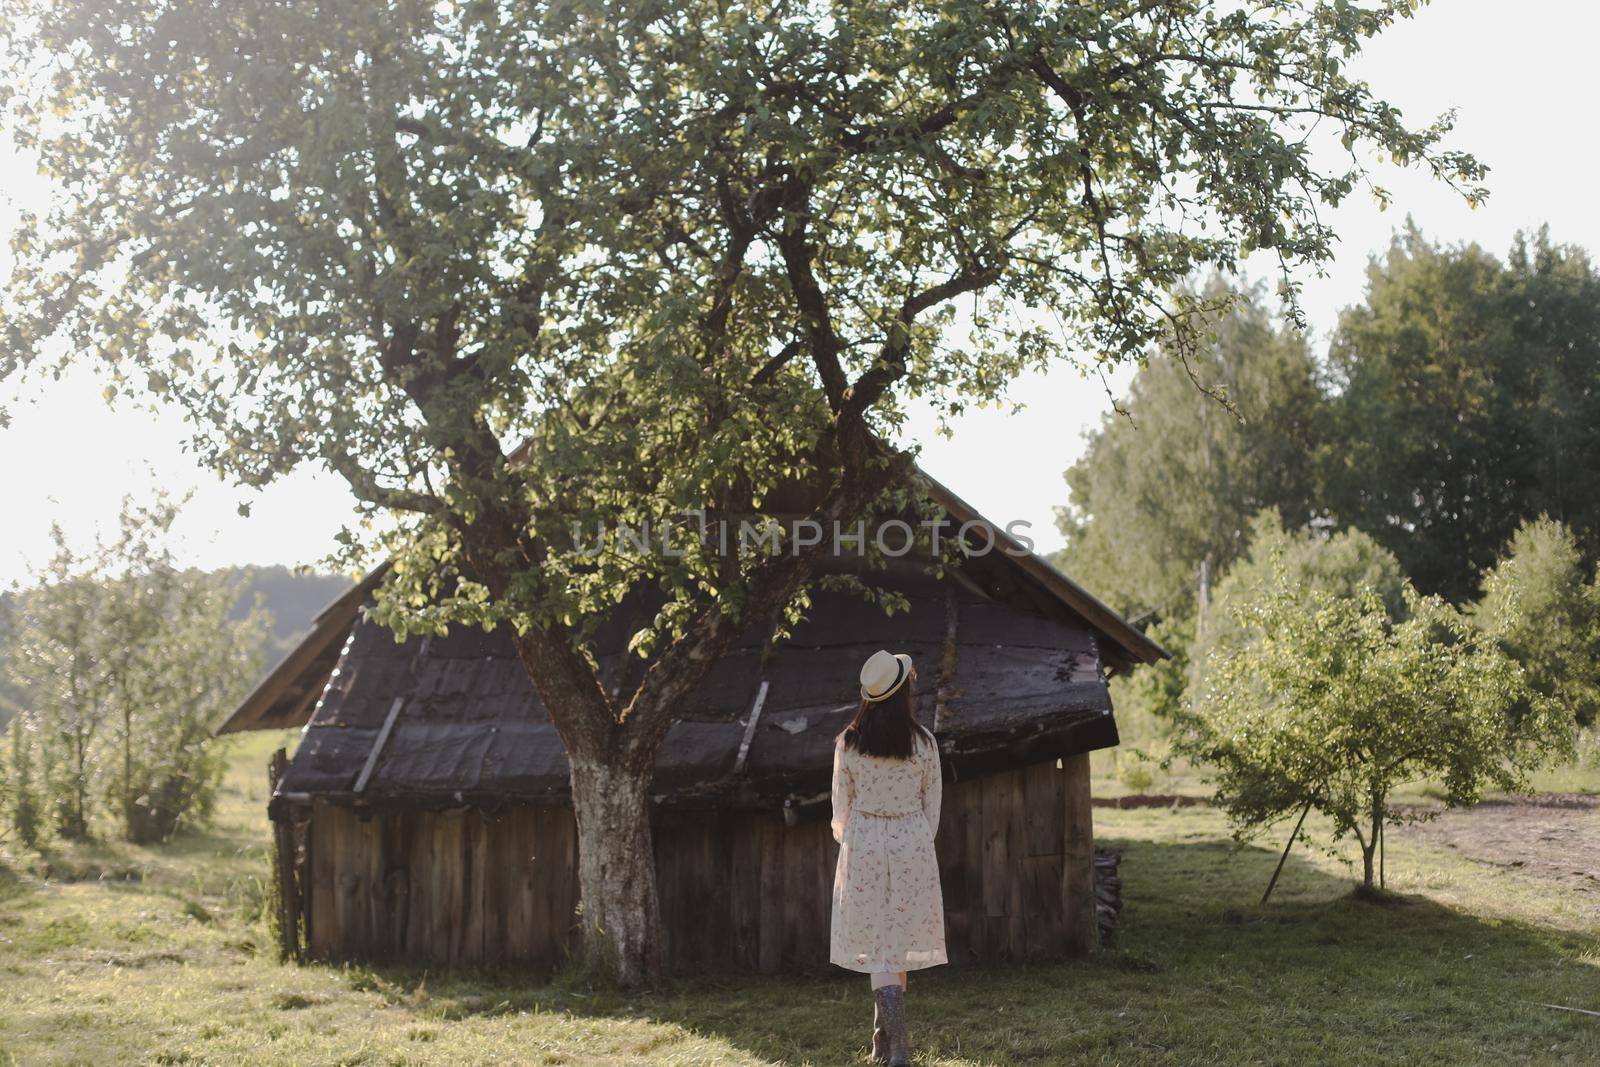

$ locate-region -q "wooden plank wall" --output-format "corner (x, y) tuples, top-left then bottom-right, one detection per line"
(300, 754), (1096, 971)
(304, 804), (579, 967)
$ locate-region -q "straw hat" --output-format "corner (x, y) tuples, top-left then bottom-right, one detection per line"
(859, 650), (914, 702)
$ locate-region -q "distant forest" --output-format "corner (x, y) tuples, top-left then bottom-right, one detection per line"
(1057, 226), (1600, 732)
(0, 564), (351, 726)
(226, 565), (353, 658)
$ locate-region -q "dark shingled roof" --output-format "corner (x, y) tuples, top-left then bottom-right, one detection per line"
(273, 566), (1122, 815)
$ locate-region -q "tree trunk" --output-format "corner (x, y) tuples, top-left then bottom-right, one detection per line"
(1360, 794), (1383, 890)
(567, 755), (661, 985)
(122, 697), (134, 842)
(62, 729), (90, 841)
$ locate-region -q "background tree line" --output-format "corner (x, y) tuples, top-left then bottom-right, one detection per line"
(1058, 224), (1600, 735)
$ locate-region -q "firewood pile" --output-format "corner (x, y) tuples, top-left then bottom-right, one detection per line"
(1094, 848), (1123, 946)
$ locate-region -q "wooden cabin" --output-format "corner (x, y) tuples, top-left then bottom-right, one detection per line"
(218, 472), (1165, 971)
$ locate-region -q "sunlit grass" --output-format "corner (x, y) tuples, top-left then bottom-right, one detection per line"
(1092, 726), (1600, 803)
(0, 731), (1596, 1065)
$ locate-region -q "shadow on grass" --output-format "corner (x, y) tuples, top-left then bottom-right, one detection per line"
(321, 836), (1600, 1065)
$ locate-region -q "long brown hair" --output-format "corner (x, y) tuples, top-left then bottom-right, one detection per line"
(842, 669), (933, 760)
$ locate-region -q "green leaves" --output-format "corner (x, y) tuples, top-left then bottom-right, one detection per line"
(1325, 226), (1600, 603)
(1474, 516), (1600, 730)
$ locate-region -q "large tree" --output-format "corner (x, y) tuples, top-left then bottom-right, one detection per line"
(1325, 225), (1600, 601)
(1056, 281), (1325, 623)
(1, 0), (1479, 981)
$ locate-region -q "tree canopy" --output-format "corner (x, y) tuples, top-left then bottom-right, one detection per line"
(1201, 507), (1404, 639)
(3, 0), (1482, 641)
(1474, 516), (1600, 729)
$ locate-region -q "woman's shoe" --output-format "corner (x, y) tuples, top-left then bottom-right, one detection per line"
(871, 999), (889, 1063)
(873, 985), (911, 1066)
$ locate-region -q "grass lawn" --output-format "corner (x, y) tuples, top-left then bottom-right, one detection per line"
(1, 730), (1597, 1066)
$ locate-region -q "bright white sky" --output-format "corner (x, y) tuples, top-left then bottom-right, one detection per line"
(3, 0), (1597, 587)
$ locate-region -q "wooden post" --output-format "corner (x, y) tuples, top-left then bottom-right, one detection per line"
(934, 586), (959, 732)
(1261, 800), (1312, 905)
(268, 747), (301, 962)
(292, 807), (312, 956)
(1061, 753), (1096, 955)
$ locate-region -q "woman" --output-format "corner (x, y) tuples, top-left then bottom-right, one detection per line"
(831, 649), (947, 1066)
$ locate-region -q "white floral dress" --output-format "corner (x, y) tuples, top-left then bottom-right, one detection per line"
(829, 729), (947, 973)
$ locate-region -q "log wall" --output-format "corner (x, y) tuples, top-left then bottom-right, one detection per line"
(285, 754), (1096, 971)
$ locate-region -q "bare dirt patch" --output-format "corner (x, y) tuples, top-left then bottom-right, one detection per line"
(1092, 793), (1209, 810)
(1393, 793), (1600, 908)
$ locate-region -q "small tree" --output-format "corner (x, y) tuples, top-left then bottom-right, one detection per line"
(2, 716), (40, 848)
(3, 498), (270, 845)
(4, 529), (112, 840)
(1193, 509), (1407, 673)
(1123, 510), (1405, 734)
(1186, 566), (1571, 892)
(1474, 516), (1600, 729)
(97, 500), (271, 843)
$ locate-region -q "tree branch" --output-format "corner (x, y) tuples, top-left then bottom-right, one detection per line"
(775, 183), (849, 412)
(618, 437), (916, 755)
(326, 448), (445, 514)
(841, 261), (1002, 422)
